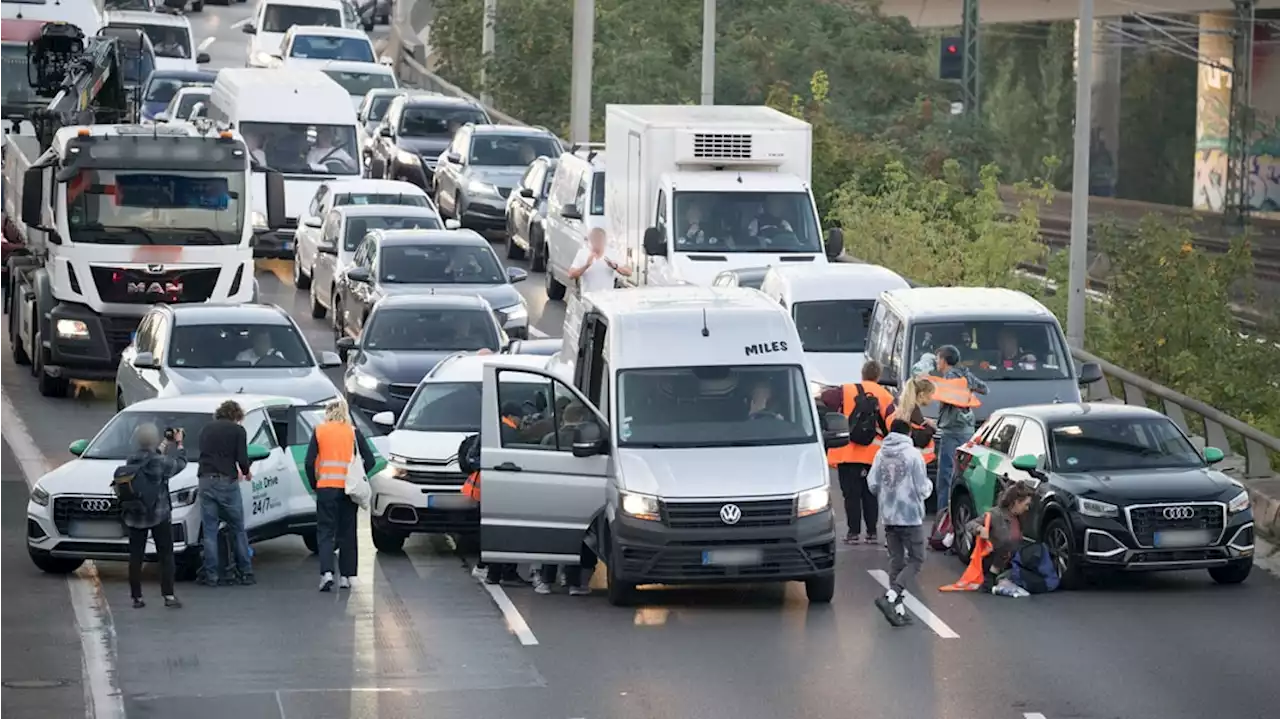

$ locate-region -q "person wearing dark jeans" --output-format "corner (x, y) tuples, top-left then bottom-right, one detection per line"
(305, 398), (376, 591)
(316, 488), (360, 580)
(119, 423), (187, 608)
(533, 544), (598, 596)
(195, 400), (254, 586)
(837, 463), (878, 546)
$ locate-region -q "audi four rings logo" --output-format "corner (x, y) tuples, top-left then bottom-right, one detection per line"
(80, 498), (113, 512)
(719, 504), (742, 525)
(1163, 506), (1196, 520)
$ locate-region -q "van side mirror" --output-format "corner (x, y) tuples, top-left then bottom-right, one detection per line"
(69, 439), (89, 456)
(265, 170), (287, 229)
(379, 126), (393, 137)
(446, 152), (462, 164)
(1203, 446), (1225, 464)
(133, 351), (158, 369)
(196, 52), (211, 64)
(825, 226), (844, 260)
(571, 419), (609, 458)
(21, 168), (44, 228)
(304, 216), (323, 229)
(1077, 361), (1104, 385)
(642, 227), (667, 257)
(519, 187), (535, 198)
(247, 444), (271, 461)
(242, 24), (256, 35)
(822, 412), (850, 450)
(155, 111), (171, 123)
(560, 203), (582, 221)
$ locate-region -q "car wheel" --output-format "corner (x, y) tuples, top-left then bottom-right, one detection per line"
(10, 315), (30, 365)
(1209, 558), (1252, 585)
(300, 529), (319, 554)
(952, 491), (976, 563)
(605, 543), (636, 606)
(1045, 515), (1084, 590)
(805, 574), (836, 603)
(545, 264), (567, 301)
(293, 248), (311, 290)
(310, 285), (326, 319)
(29, 548), (83, 575)
(371, 523), (406, 553)
(529, 225), (547, 272)
(505, 228), (525, 260)
(175, 550), (202, 582)
(34, 332), (68, 398)
(332, 299), (344, 342)
(116, 388), (125, 411)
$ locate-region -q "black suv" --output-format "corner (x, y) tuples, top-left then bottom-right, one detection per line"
(368, 95), (491, 191)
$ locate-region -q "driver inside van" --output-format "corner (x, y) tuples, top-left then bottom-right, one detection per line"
(307, 128), (355, 172)
(746, 381), (783, 421)
(995, 328), (1038, 370)
(678, 200), (723, 248)
(747, 196), (794, 239)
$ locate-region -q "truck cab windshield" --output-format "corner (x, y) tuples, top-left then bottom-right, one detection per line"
(673, 191), (821, 254)
(66, 170), (245, 244)
(617, 365), (816, 448)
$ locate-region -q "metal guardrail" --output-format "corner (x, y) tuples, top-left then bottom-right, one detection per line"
(383, 20), (1280, 482)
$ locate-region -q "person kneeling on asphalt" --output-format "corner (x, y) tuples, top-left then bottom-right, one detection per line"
(306, 398), (377, 592)
(195, 400), (255, 587)
(119, 423), (187, 609)
(969, 483), (1035, 591)
(867, 419), (933, 626)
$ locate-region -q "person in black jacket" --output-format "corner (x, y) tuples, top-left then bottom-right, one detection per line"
(122, 423), (187, 609)
(195, 400), (254, 587)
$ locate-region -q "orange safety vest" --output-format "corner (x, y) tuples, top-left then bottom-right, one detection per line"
(940, 513), (993, 592)
(827, 381), (895, 467)
(461, 471), (480, 501)
(928, 375), (983, 409)
(314, 421), (356, 490)
(502, 415), (518, 429)
(913, 421), (937, 464)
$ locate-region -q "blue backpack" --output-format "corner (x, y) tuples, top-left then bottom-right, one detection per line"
(1011, 542), (1060, 593)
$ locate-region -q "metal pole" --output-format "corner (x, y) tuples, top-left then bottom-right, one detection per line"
(961, 0), (980, 115)
(569, 0), (595, 144)
(480, 0), (496, 107)
(1066, 0), (1094, 350)
(700, 0), (716, 105)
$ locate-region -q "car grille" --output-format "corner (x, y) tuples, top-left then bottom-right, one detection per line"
(498, 187), (512, 199)
(53, 496), (122, 536)
(619, 542), (834, 580)
(400, 468), (468, 487)
(387, 383), (417, 400)
(90, 266), (220, 304)
(661, 498), (795, 529)
(1127, 503), (1225, 548)
(103, 315), (142, 356)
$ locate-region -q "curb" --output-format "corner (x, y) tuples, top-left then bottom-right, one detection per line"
(1245, 479), (1280, 546)
(1253, 536), (1280, 578)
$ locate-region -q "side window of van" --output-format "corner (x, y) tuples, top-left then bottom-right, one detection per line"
(655, 190), (667, 233)
(496, 370), (584, 452)
(865, 303), (887, 361)
(309, 186), (329, 217)
(889, 316), (906, 379)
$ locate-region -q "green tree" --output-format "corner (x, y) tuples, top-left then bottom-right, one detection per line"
(1116, 50), (1198, 205)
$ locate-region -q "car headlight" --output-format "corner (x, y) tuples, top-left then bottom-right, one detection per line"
(468, 179), (500, 196)
(348, 371), (381, 392)
(396, 149), (420, 164)
(30, 485), (50, 507)
(251, 210), (268, 230)
(170, 487), (199, 508)
(797, 486), (830, 517)
(497, 302), (528, 323)
(1227, 489), (1250, 514)
(55, 319), (90, 339)
(1078, 497), (1119, 518)
(619, 491), (660, 522)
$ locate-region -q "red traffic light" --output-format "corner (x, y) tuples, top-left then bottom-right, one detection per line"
(947, 44), (958, 54)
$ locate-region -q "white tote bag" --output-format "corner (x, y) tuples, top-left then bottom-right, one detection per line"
(344, 438), (372, 510)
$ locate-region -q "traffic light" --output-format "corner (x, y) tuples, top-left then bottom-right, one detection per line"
(939, 36), (963, 80)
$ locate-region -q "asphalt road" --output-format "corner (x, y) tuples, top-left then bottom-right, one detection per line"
(4, 5), (1280, 719)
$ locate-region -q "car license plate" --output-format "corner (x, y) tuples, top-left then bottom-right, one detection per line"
(425, 494), (473, 510)
(68, 520), (125, 540)
(1154, 530), (1212, 548)
(281, 241), (293, 251)
(702, 548), (763, 566)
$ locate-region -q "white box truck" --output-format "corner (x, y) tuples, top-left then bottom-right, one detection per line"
(604, 104), (829, 288)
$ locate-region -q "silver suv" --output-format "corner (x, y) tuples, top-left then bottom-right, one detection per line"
(432, 124), (563, 233)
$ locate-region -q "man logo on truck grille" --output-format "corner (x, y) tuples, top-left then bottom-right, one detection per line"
(719, 504), (742, 525)
(128, 281), (183, 296)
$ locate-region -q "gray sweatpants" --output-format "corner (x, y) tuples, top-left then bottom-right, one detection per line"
(884, 525), (926, 596)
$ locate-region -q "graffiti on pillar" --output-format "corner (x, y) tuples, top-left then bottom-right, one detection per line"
(1193, 148), (1280, 213)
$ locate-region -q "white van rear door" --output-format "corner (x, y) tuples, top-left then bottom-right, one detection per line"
(479, 364), (610, 564)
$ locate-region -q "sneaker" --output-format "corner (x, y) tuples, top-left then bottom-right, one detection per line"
(893, 601), (912, 624)
(238, 574), (257, 586)
(843, 532), (860, 545)
(164, 595), (182, 609)
(471, 565), (488, 581)
(864, 533), (877, 545)
(532, 578), (552, 595)
(194, 575), (219, 588)
(132, 597), (145, 609)
(338, 576), (351, 590)
(319, 572), (334, 592)
(568, 585), (591, 597)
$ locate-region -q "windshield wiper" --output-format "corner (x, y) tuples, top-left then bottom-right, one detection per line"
(180, 228), (233, 245)
(97, 225), (160, 244)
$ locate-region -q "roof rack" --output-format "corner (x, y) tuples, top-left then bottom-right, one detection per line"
(570, 141), (605, 162)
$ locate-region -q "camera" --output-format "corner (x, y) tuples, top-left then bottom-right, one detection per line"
(163, 427), (178, 441)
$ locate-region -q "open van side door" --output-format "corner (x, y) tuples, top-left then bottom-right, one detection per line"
(480, 363), (610, 564)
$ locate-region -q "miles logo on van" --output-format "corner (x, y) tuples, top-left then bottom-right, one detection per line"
(745, 340), (788, 357)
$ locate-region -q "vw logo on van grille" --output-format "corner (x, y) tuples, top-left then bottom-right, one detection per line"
(80, 498), (113, 512)
(719, 504), (742, 525)
(1163, 506), (1196, 520)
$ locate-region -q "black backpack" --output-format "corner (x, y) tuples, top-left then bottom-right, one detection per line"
(112, 458), (149, 513)
(457, 434), (481, 476)
(847, 384), (887, 446)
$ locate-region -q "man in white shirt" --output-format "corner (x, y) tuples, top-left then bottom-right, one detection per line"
(235, 331), (284, 365)
(306, 129), (355, 172)
(567, 228), (632, 294)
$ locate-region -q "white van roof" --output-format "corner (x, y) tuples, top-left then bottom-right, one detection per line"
(263, 0), (345, 8)
(212, 68), (356, 123)
(585, 286), (806, 369)
(289, 24), (368, 40)
(766, 263), (909, 303)
(880, 287), (1056, 321)
(105, 9), (191, 29)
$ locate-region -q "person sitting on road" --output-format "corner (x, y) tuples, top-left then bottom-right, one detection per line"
(235, 330), (284, 366)
(967, 482), (1035, 590)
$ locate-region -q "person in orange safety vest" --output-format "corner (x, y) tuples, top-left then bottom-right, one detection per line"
(820, 360), (894, 545)
(304, 398), (376, 592)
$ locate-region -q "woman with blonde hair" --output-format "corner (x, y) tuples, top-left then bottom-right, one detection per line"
(894, 376), (939, 468)
(304, 397), (377, 591)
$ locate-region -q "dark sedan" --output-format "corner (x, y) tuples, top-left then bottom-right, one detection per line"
(504, 155), (556, 266)
(951, 403), (1255, 588)
(338, 293), (506, 428)
(140, 69), (216, 123)
(369, 95), (491, 191)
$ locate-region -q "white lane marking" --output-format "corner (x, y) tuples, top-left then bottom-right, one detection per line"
(867, 569), (960, 639)
(197, 36), (216, 52)
(530, 326), (549, 338)
(275, 690), (289, 719)
(2, 392), (126, 719)
(483, 583), (538, 646)
(1024, 714), (1048, 719)
(231, 17), (251, 29)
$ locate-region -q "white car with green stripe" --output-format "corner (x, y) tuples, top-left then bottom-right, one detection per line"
(26, 394), (386, 579)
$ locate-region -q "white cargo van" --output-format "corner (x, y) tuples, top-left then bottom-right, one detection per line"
(760, 263), (910, 388)
(476, 286), (851, 606)
(208, 68), (361, 258)
(542, 144), (606, 300)
(604, 105), (829, 289)
(243, 0), (364, 69)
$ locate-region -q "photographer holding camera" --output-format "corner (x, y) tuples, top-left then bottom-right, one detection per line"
(195, 400), (255, 587)
(122, 423), (187, 609)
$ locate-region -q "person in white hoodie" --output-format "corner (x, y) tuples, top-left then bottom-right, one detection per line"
(867, 418), (934, 626)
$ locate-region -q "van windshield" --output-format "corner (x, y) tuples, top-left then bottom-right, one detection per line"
(239, 121), (359, 176)
(793, 300), (874, 353)
(673, 191), (821, 254)
(616, 365), (816, 449)
(908, 321), (1070, 380)
(262, 5), (341, 33)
